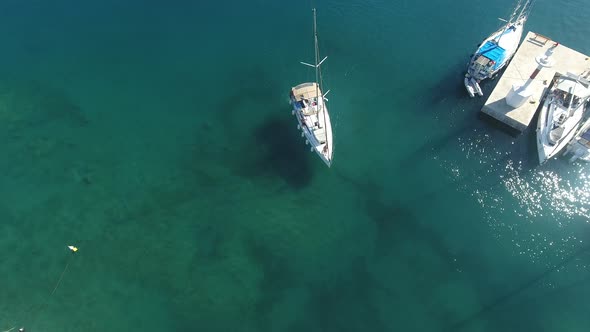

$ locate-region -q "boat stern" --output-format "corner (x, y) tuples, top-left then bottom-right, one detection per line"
(315, 108), (334, 167)
(537, 140), (549, 165)
(318, 145), (333, 167)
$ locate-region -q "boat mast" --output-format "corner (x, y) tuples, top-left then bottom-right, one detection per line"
(495, 0), (532, 44)
(313, 8), (320, 110)
(508, 0), (522, 24)
(313, 8), (330, 159)
(299, 8), (331, 161)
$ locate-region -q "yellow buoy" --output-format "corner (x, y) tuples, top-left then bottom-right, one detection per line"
(67, 245), (78, 252)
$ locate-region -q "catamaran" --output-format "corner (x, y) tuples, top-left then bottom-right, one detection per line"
(464, 0), (534, 97)
(536, 73), (590, 164)
(290, 8), (334, 167)
(563, 115), (590, 163)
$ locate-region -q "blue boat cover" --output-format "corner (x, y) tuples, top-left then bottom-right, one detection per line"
(478, 41), (506, 70)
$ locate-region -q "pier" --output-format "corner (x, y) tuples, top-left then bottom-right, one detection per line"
(481, 31), (590, 133)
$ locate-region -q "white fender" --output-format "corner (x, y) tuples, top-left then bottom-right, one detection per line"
(473, 79), (483, 97)
(464, 77), (475, 98)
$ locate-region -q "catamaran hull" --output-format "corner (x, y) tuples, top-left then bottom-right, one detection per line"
(564, 141), (590, 163)
(564, 116), (590, 163)
(536, 102), (553, 164)
(536, 97), (586, 164)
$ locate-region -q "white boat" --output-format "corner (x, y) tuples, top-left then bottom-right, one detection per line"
(290, 8), (334, 167)
(563, 116), (590, 163)
(464, 0), (534, 97)
(536, 73), (590, 164)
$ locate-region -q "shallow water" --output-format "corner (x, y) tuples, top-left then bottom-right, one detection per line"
(1, 0), (590, 331)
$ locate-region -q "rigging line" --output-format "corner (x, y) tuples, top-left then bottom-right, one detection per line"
(447, 239), (590, 332)
(49, 260), (71, 298)
(28, 251), (75, 329)
(3, 247), (77, 332)
(313, 7), (319, 120)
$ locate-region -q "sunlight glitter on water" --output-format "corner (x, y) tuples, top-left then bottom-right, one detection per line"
(439, 129), (590, 267)
(504, 161), (590, 221)
(449, 129), (590, 223)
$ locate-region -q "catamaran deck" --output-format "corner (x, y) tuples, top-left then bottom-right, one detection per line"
(481, 31), (590, 132)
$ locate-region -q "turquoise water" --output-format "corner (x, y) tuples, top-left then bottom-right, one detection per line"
(1, 0), (590, 331)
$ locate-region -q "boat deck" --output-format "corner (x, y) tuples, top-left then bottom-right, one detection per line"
(301, 112), (328, 143)
(292, 82), (329, 144)
(292, 82), (323, 116)
(481, 31), (590, 133)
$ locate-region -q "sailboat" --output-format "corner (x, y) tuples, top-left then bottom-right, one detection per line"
(464, 0), (534, 97)
(536, 73), (590, 164)
(290, 8), (334, 167)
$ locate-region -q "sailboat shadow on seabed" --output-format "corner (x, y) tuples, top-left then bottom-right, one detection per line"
(249, 116), (314, 190)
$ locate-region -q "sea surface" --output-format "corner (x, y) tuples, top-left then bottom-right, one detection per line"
(1, 0), (589, 331)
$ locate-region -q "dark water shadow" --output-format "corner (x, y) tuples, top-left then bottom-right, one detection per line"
(522, 264), (590, 304)
(242, 164), (457, 331)
(447, 230), (590, 332)
(243, 234), (298, 332)
(396, 121), (525, 192)
(212, 65), (283, 133)
(305, 257), (388, 332)
(426, 56), (507, 107)
(398, 123), (473, 168)
(193, 223), (226, 263)
(426, 61), (471, 106)
(333, 170), (460, 270)
(194, 65), (314, 190)
(424, 57), (496, 104)
(0, 80), (89, 130)
(478, 110), (523, 137)
(239, 115), (313, 190)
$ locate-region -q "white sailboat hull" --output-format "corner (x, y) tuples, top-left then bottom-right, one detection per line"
(290, 9), (334, 167)
(464, 17), (526, 97)
(290, 82), (334, 167)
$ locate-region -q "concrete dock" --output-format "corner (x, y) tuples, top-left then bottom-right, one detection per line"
(481, 31), (590, 132)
